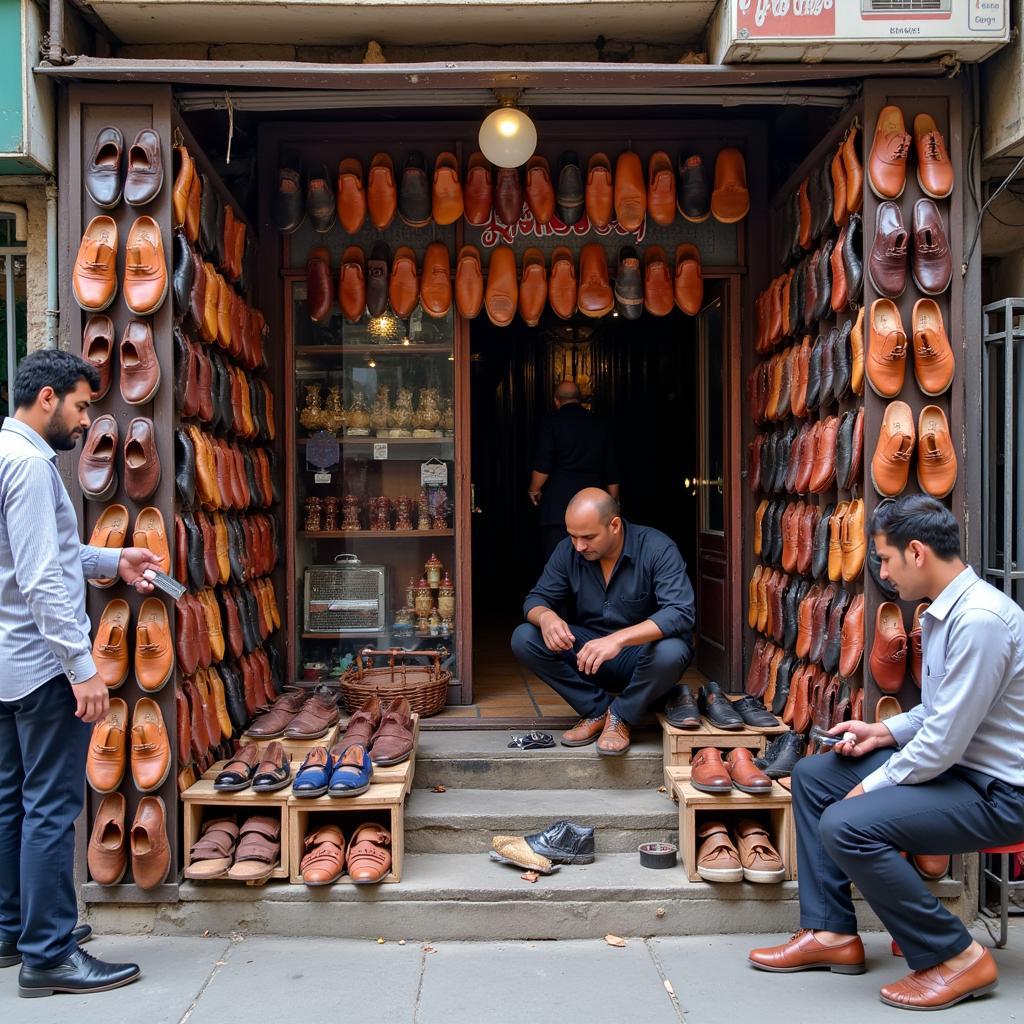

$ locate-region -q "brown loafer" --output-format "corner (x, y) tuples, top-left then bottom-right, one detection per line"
(79, 414), (119, 501)
(246, 689), (308, 739)
(131, 697), (171, 793)
(725, 748), (772, 794)
(226, 815), (281, 883)
(346, 823), (392, 883)
(73, 216), (118, 312)
(596, 711), (630, 756)
(338, 696), (383, 748)
(87, 698), (128, 794)
(283, 687), (340, 740)
(88, 793), (127, 885)
(696, 820), (743, 882)
(300, 825), (347, 886)
(879, 948), (997, 1010)
(749, 930), (866, 974)
(560, 712), (607, 748)
(184, 817), (239, 880)
(93, 598), (130, 690)
(690, 747), (733, 794)
(131, 796), (170, 890)
(369, 696), (414, 765)
(734, 818), (785, 882)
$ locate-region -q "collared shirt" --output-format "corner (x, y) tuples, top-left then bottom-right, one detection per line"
(0, 418), (122, 700)
(523, 520), (695, 641)
(862, 566), (1024, 793)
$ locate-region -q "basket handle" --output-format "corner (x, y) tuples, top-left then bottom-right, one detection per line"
(358, 646), (445, 676)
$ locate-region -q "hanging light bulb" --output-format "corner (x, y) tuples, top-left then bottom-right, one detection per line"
(478, 90), (537, 168)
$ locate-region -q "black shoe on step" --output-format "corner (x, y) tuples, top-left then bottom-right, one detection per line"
(18, 946), (138, 998)
(732, 694), (781, 732)
(524, 819), (596, 864)
(697, 681), (744, 731)
(664, 684), (701, 730)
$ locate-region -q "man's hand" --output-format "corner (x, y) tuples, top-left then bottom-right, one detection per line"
(829, 719), (894, 759)
(72, 674), (109, 723)
(844, 783), (866, 800)
(538, 610), (575, 652)
(118, 546), (161, 593)
(528, 490), (542, 507)
(577, 633), (623, 675)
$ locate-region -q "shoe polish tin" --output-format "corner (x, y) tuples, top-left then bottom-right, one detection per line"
(638, 842), (678, 869)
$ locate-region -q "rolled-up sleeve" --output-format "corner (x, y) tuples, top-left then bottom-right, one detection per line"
(523, 540), (572, 618)
(81, 542), (122, 581)
(647, 545), (696, 641)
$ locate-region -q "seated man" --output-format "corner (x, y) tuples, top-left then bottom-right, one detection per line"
(749, 495), (1024, 1011)
(511, 487), (695, 756)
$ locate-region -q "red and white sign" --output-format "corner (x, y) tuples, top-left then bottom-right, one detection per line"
(735, 0), (836, 38)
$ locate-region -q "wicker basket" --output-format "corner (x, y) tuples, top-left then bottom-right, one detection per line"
(340, 647), (451, 718)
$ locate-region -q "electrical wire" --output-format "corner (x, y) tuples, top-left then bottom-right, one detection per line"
(962, 152), (1024, 276)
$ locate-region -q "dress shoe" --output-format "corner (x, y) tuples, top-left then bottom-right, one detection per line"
(87, 792), (127, 886)
(124, 216), (167, 315)
(879, 947), (997, 1011)
(73, 216), (118, 312)
(120, 317), (162, 406)
(136, 596), (174, 692)
(86, 697), (127, 793)
(755, 730), (804, 779)
(133, 505), (171, 574)
(850, 305), (865, 395)
(389, 246), (419, 318)
(698, 681), (744, 730)
(814, 239), (834, 321)
(184, 160), (201, 243)
(596, 710), (630, 756)
(822, 588), (852, 675)
(843, 212), (863, 304)
(494, 166), (523, 226)
(678, 152), (710, 222)
(346, 823), (392, 883)
(696, 820), (743, 882)
(912, 853), (950, 880)
(815, 159), (834, 240)
(809, 415), (838, 493)
(802, 250), (819, 328)
(561, 712), (607, 747)
(198, 173), (220, 258)
(674, 244), (703, 316)
(18, 946), (140, 998)
(805, 334), (823, 411)
(123, 416), (160, 503)
(306, 163), (336, 233)
(914, 113), (954, 200)
(130, 795), (170, 890)
(92, 598), (130, 690)
(643, 246), (673, 316)
(361, 240), (389, 317)
(484, 245), (517, 327)
(691, 747), (733, 794)
(867, 298), (908, 398)
(79, 414), (118, 501)
(827, 502), (849, 583)
(272, 164), (303, 233)
(664, 685), (701, 729)
(124, 128), (163, 207)
(556, 151), (584, 225)
(735, 818), (785, 882)
(432, 151), (463, 225)
(523, 820), (595, 865)
(548, 246), (577, 320)
(175, 431), (196, 508)
(394, 150), (430, 227)
(614, 151), (645, 231)
(837, 592), (865, 678)
(911, 298), (955, 396)
(797, 504), (818, 574)
(131, 697), (171, 792)
(85, 126), (123, 208)
(172, 229), (193, 318)
(711, 147), (749, 223)
(613, 246), (642, 320)
(86, 503), (129, 588)
(909, 602), (927, 686)
(585, 153), (613, 228)
(464, 151), (493, 226)
(360, 152), (397, 230)
(831, 318), (852, 401)
(830, 225), (848, 313)
(518, 247), (547, 327)
(870, 601), (908, 693)
(524, 155), (555, 225)
(298, 824), (347, 885)
(797, 179), (812, 251)
(455, 244), (484, 320)
(868, 104), (911, 200)
(338, 245), (367, 323)
(200, 261), (219, 341)
(868, 201), (908, 298)
(732, 695), (780, 732)
(577, 244), (613, 318)
(871, 400), (915, 497)
(369, 696), (415, 765)
(749, 930), (866, 974)
(336, 157), (365, 234)
(285, 686), (340, 740)
(646, 151), (675, 226)
(293, 745), (334, 797)
(917, 405), (958, 498)
(911, 198), (952, 296)
(83, 315), (115, 401)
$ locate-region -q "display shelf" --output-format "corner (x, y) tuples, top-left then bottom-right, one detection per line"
(298, 437), (454, 447)
(299, 530), (455, 539)
(297, 345), (452, 357)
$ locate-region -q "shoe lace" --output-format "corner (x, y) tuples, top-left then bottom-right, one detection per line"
(923, 133), (942, 161)
(890, 135), (911, 161)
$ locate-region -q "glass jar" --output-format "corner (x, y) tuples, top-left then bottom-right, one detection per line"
(438, 571), (455, 621)
(323, 384), (347, 435)
(370, 385), (392, 436)
(390, 386), (414, 437)
(425, 552), (443, 589)
(322, 496), (339, 532)
(346, 390), (371, 435)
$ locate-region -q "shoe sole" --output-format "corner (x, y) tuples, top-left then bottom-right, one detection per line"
(19, 970), (141, 998)
(697, 865), (743, 883)
(743, 866), (787, 883)
(748, 958), (866, 975)
(328, 782), (371, 797)
(489, 851), (560, 874)
(690, 781), (734, 794)
(878, 979), (997, 1010)
(597, 744), (630, 757)
(560, 735), (600, 748)
(732, 782), (775, 795)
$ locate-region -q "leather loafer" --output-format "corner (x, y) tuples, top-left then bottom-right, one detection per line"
(300, 825), (347, 885)
(911, 298), (955, 396)
(868, 201), (908, 299)
(871, 400), (915, 497)
(172, 229), (193, 318)
(911, 197), (952, 296)
(725, 747), (772, 794)
(420, 241), (452, 319)
(328, 743), (373, 796)
(711, 147), (749, 223)
(130, 795), (170, 890)
(485, 245), (517, 327)
(73, 217), (118, 312)
(306, 246), (333, 324)
(18, 947), (139, 998)
(518, 247), (547, 327)
(389, 246), (419, 318)
(338, 245), (367, 323)
(464, 151), (493, 226)
(432, 151), (463, 225)
(556, 151), (584, 225)
(399, 150), (431, 227)
(548, 246), (577, 320)
(92, 598), (130, 690)
(272, 164), (304, 233)
(691, 747), (733, 793)
(124, 216), (168, 315)
(369, 696), (414, 765)
(868, 104), (911, 200)
(879, 948), (997, 1011)
(306, 163), (336, 233)
(79, 414), (119, 501)
(293, 745), (335, 797)
(678, 153), (709, 222)
(120, 318), (161, 405)
(577, 244), (613, 318)
(698, 681), (744, 730)
(524, 154), (555, 225)
(613, 246), (642, 320)
(917, 404), (957, 498)
(85, 127), (123, 209)
(664, 684), (701, 729)
(524, 820), (595, 864)
(494, 166), (523, 226)
(844, 212), (864, 304)
(674, 243), (703, 316)
(647, 151), (676, 226)
(88, 793), (126, 886)
(131, 697), (171, 792)
(585, 153), (613, 228)
(614, 150), (646, 231)
(643, 246), (674, 316)
(83, 315), (115, 401)
(136, 597), (174, 692)
(870, 601), (908, 694)
(367, 152), (397, 229)
(366, 241), (389, 317)
(133, 505), (171, 574)
(867, 298), (907, 398)
(86, 697), (127, 794)
(336, 157), (366, 234)
(455, 244), (484, 319)
(124, 128), (163, 207)
(123, 416), (160, 502)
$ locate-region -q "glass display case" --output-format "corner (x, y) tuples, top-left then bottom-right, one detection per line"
(289, 280), (458, 686)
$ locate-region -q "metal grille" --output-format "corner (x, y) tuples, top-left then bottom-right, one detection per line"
(304, 561), (386, 634)
(862, 0), (949, 12)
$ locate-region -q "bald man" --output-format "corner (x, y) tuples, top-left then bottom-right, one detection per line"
(528, 382), (619, 560)
(511, 488), (695, 755)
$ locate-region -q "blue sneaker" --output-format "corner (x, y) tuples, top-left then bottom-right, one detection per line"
(292, 746), (333, 798)
(328, 744), (373, 797)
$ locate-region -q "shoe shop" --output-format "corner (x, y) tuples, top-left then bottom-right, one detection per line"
(42, 1), (1005, 933)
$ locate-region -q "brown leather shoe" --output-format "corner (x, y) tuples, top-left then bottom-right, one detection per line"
(366, 152), (396, 229)
(880, 948), (997, 1010)
(585, 153), (613, 228)
(909, 602), (927, 687)
(124, 128), (163, 207)
(870, 601), (908, 694)
(285, 687), (340, 740)
(850, 305), (865, 396)
(197, 588), (225, 663)
(914, 113), (954, 200)
(87, 697), (128, 793)
(869, 105), (911, 200)
(749, 930), (866, 974)
(123, 416), (161, 503)
(85, 126), (123, 208)
(464, 151), (493, 226)
(696, 820), (742, 882)
(798, 179), (812, 251)
(185, 163), (202, 244)
(673, 243), (703, 316)
(871, 401), (915, 497)
(79, 414), (119, 501)
(725, 748), (772, 794)
(432, 152), (463, 226)
(485, 245), (517, 327)
(389, 246), (419, 318)
(561, 712), (607, 748)
(347, 822), (392, 883)
(911, 299), (955, 396)
(86, 503), (129, 588)
(124, 216), (168, 315)
(119, 318), (161, 405)
(809, 415), (839, 493)
(596, 710), (630, 756)
(614, 151), (645, 231)
(828, 502), (849, 583)
(93, 598), (130, 690)
(577, 244), (613, 317)
(88, 792), (127, 885)
(420, 241), (452, 319)
(338, 245), (367, 323)
(494, 166), (523, 226)
(917, 405), (957, 498)
(647, 151), (676, 226)
(518, 247), (547, 327)
(133, 506), (171, 574)
(370, 696), (415, 765)
(73, 216), (118, 312)
(839, 592), (865, 677)
(911, 198), (952, 296)
(843, 126), (863, 214)
(524, 155), (555, 225)
(335, 157), (365, 234)
(200, 260), (220, 341)
(306, 246), (333, 324)
(735, 818), (786, 882)
(548, 246), (577, 320)
(455, 245), (484, 319)
(247, 688), (307, 738)
(300, 825), (347, 886)
(643, 246), (673, 317)
(130, 796), (171, 891)
(711, 148), (749, 223)
(83, 315), (115, 401)
(135, 597), (174, 692)
(841, 498), (865, 582)
(338, 696), (383, 749)
(690, 747), (732, 793)
(912, 853), (950, 880)
(131, 697), (171, 793)
(831, 142), (848, 226)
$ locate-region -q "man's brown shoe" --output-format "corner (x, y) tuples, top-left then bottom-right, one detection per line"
(879, 948), (997, 1010)
(614, 150), (646, 231)
(136, 596), (174, 692)
(131, 697), (171, 793)
(696, 820), (743, 882)
(336, 157), (366, 234)
(867, 298), (908, 398)
(367, 152), (397, 229)
(93, 598), (130, 689)
(369, 695), (415, 765)
(850, 305), (865, 396)
(83, 315), (115, 401)
(725, 748), (772, 794)
(123, 416), (161, 503)
(88, 792), (127, 885)
(338, 245), (367, 323)
(749, 930), (866, 974)
(913, 113), (954, 201)
(518, 247), (547, 327)
(911, 299), (955, 396)
(131, 796), (171, 891)
(674, 243), (703, 316)
(577, 244), (613, 317)
(912, 854), (950, 880)
(868, 105), (911, 200)
(843, 126), (864, 214)
(123, 216), (168, 315)
(596, 711), (630, 756)
(871, 401), (915, 497)
(485, 245), (517, 327)
(549, 246), (577, 320)
(86, 503), (129, 588)
(463, 151), (493, 226)
(87, 698), (128, 793)
(79, 414), (119, 501)
(690, 747), (733, 793)
(419, 241), (451, 319)
(73, 216), (118, 312)
(119, 318), (161, 405)
(643, 246), (674, 317)
(524, 155), (555, 226)
(585, 153), (613, 228)
(647, 151), (676, 226)
(561, 712), (607, 748)
(840, 498), (866, 583)
(839, 593), (866, 677)
(917, 405), (957, 498)
(455, 245), (484, 320)
(389, 246), (419, 318)
(869, 601), (908, 694)
(711, 147), (749, 223)
(133, 506), (171, 575)
(432, 152), (463, 226)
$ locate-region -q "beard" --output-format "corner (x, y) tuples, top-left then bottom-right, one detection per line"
(44, 404), (81, 451)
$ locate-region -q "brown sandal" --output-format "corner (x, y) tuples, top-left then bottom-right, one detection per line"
(299, 825), (346, 886)
(226, 815), (281, 882)
(346, 823), (392, 884)
(184, 818), (239, 880)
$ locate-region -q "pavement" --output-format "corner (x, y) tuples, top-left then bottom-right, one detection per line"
(1, 921), (1021, 1023)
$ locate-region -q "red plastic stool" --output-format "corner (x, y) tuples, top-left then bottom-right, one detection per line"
(980, 841), (1024, 948)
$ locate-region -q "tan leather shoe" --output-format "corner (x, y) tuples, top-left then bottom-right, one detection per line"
(828, 501), (850, 583)
(711, 148), (749, 223)
(518, 247), (547, 327)
(524, 154), (555, 225)
(674, 243), (703, 316)
(484, 245), (517, 327)
(420, 241), (452, 319)
(871, 401), (915, 497)
(912, 853), (950, 880)
(866, 298), (907, 398)
(336, 157), (366, 234)
(87, 698), (128, 794)
(215, 273), (233, 348)
(917, 405), (957, 498)
(73, 216), (118, 312)
(850, 305), (865, 395)
(133, 506), (171, 575)
(870, 601), (908, 694)
(200, 261), (219, 341)
(696, 820), (743, 882)
(135, 597), (174, 692)
(86, 503), (129, 589)
(596, 711), (630, 756)
(734, 818), (785, 882)
(300, 825), (347, 886)
(207, 665), (232, 741)
(585, 153), (613, 228)
(131, 697), (171, 793)
(124, 216), (168, 315)
(840, 497), (865, 582)
(548, 246), (577, 320)
(389, 246), (419, 318)
(455, 245), (484, 320)
(647, 151), (676, 226)
(831, 224), (848, 311)
(748, 564), (763, 629)
(338, 245), (367, 323)
(868, 104), (911, 200)
(432, 152), (463, 226)
(614, 150), (645, 231)
(831, 142), (848, 226)
(88, 792), (127, 885)
(561, 712), (607, 748)
(913, 113), (954, 201)
(577, 244), (613, 317)
(367, 152), (397, 229)
(131, 796), (171, 891)
(843, 126), (863, 214)
(690, 747), (733, 793)
(463, 151), (493, 226)
(749, 930), (866, 973)
(93, 598), (130, 690)
(83, 315), (115, 401)
(911, 299), (955, 396)
(172, 146), (194, 228)
(725, 749), (772, 795)
(643, 246), (673, 317)
(839, 593), (866, 677)
(880, 948), (997, 1010)
(347, 822), (392, 883)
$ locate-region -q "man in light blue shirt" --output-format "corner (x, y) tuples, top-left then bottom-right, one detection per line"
(749, 495), (1024, 1011)
(0, 350), (161, 997)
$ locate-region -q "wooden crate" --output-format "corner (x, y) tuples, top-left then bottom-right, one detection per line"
(668, 768), (795, 883)
(659, 713), (782, 787)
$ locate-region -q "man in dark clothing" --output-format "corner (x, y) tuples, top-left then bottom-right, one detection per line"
(528, 381), (619, 560)
(511, 488), (695, 756)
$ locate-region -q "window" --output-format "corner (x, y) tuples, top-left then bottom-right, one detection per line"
(0, 213), (28, 418)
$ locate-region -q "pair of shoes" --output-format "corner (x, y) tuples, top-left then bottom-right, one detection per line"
(92, 597), (173, 691)
(868, 105), (954, 201)
(84, 503), (170, 583)
(86, 697), (171, 794)
(0, 924), (92, 969)
(336, 696), (416, 765)
(823, 498), (866, 584)
(212, 740), (290, 792)
(88, 793), (169, 889)
(697, 819), (785, 883)
(298, 822), (394, 884)
(691, 747), (772, 794)
(248, 685), (339, 742)
(82, 315), (161, 404)
(78, 413), (160, 502)
(867, 298), (955, 397)
(85, 125), (162, 209)
(870, 602), (928, 692)
(869, 199), (952, 297)
(754, 730), (805, 778)
(73, 215), (166, 314)
(871, 402), (957, 498)
(558, 707), (631, 755)
(185, 814), (281, 883)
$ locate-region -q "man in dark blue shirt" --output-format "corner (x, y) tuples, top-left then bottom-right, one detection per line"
(511, 488), (695, 755)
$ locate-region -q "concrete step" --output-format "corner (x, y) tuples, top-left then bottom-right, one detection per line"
(415, 731), (663, 790)
(404, 787), (676, 853)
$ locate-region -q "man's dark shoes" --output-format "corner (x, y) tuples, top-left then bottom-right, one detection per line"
(732, 695), (781, 731)
(754, 731), (805, 779)
(0, 925), (92, 968)
(18, 947), (139, 998)
(698, 681), (744, 730)
(524, 820), (596, 864)
(664, 685), (701, 730)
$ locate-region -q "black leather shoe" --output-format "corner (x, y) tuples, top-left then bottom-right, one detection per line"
(236, 586), (259, 652)
(198, 173), (217, 256)
(273, 164), (304, 234)
(771, 654), (795, 717)
(18, 947), (139, 998)
(524, 820), (595, 864)
(398, 150), (431, 228)
(557, 151), (584, 225)
(806, 334), (823, 411)
(172, 230), (193, 318)
(834, 411), (854, 496)
(812, 503), (835, 581)
(770, 500), (786, 566)
(0, 925), (92, 968)
(181, 511), (206, 591)
(809, 584), (837, 666)
(306, 163), (336, 234)
(678, 152), (710, 222)
(267, 451), (283, 506)
(775, 431), (796, 505)
(614, 246), (643, 321)
(173, 327), (193, 415)
(822, 588), (851, 675)
(806, 170), (821, 245)
(175, 429), (196, 507)
(243, 451), (260, 508)
(265, 642), (285, 696)
(697, 681), (744, 730)
(832, 318), (852, 402)
(788, 192), (803, 268)
(366, 241), (390, 317)
(814, 238), (833, 321)
(733, 695), (781, 731)
(664, 684), (701, 730)
(818, 326), (837, 408)
(868, 500), (901, 599)
(782, 581), (803, 651)
(843, 212), (863, 305)
(221, 662), (249, 732)
(754, 730), (805, 778)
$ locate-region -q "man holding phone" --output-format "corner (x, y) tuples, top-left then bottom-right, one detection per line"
(748, 495), (1024, 1011)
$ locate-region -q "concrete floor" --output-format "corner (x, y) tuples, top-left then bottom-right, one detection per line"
(2, 922), (1020, 1023)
